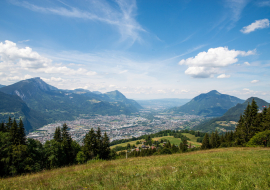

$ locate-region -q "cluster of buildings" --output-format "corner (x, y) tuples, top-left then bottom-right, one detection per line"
(26, 113), (204, 144)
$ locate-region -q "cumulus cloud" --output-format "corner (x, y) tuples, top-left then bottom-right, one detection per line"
(179, 47), (255, 78)
(0, 40), (51, 69)
(0, 40), (96, 76)
(217, 74), (231, 78)
(251, 80), (259, 83)
(244, 61), (250, 65)
(240, 19), (270, 34)
(185, 67), (218, 78)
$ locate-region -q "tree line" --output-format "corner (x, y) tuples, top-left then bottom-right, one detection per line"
(0, 118), (112, 177)
(201, 99), (270, 149)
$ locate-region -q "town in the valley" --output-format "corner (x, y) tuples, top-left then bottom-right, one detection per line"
(27, 111), (205, 144)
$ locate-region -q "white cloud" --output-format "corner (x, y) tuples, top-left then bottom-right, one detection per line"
(240, 19), (270, 34)
(12, 0), (145, 45)
(251, 80), (259, 83)
(0, 40), (96, 76)
(18, 39), (30, 43)
(185, 67), (218, 78)
(0, 40), (51, 69)
(244, 61), (250, 65)
(226, 0), (249, 22)
(179, 47), (255, 78)
(243, 88), (250, 91)
(217, 74), (231, 78)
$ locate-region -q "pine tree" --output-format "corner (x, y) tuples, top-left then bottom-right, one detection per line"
(61, 123), (73, 165)
(53, 127), (62, 142)
(0, 122), (6, 132)
(6, 116), (12, 132)
(261, 106), (270, 131)
(210, 132), (215, 148)
(95, 127), (102, 158)
(215, 130), (221, 148)
(83, 128), (97, 160)
(100, 132), (110, 160)
(235, 100), (260, 145)
(18, 118), (26, 145)
(10, 119), (19, 145)
(201, 133), (210, 149)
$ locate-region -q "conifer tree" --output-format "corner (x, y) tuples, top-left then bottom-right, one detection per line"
(261, 106), (270, 131)
(61, 123), (72, 164)
(53, 127), (62, 142)
(83, 128), (97, 160)
(10, 119), (19, 145)
(0, 122), (6, 132)
(100, 132), (110, 160)
(201, 133), (210, 149)
(210, 132), (215, 148)
(95, 127), (102, 157)
(6, 116), (12, 132)
(18, 118), (26, 145)
(235, 100), (260, 145)
(215, 130), (221, 147)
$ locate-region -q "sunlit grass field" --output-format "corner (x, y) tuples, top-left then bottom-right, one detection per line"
(1, 147), (270, 189)
(111, 133), (201, 149)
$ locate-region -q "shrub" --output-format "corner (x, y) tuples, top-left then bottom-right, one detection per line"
(246, 130), (270, 147)
(160, 148), (172, 155)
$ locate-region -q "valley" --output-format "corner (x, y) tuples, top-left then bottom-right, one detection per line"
(27, 112), (204, 144)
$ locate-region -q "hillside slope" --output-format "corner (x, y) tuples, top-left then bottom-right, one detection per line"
(1, 148), (270, 189)
(169, 90), (244, 117)
(0, 91), (47, 132)
(194, 97), (270, 132)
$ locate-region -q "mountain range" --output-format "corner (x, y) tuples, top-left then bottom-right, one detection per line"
(168, 90), (244, 117)
(0, 77), (142, 132)
(194, 97), (270, 132)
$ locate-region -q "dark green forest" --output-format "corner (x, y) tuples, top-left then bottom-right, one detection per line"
(0, 119), (111, 177)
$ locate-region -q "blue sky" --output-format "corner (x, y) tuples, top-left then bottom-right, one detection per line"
(0, 0), (269, 100)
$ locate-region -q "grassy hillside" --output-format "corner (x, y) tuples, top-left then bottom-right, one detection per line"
(1, 147), (270, 189)
(111, 134), (201, 149)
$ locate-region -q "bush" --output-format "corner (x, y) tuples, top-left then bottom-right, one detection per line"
(246, 130), (270, 147)
(160, 148), (172, 155)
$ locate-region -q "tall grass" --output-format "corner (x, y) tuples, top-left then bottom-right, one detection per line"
(1, 147), (270, 189)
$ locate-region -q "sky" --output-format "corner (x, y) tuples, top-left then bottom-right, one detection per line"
(0, 0), (270, 100)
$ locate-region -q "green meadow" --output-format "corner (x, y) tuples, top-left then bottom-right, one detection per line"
(1, 147), (269, 189)
(111, 133), (201, 149)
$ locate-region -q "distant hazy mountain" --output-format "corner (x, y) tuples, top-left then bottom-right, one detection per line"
(92, 91), (102, 95)
(105, 90), (143, 110)
(194, 97), (270, 132)
(136, 98), (190, 109)
(0, 91), (47, 132)
(169, 90), (244, 117)
(0, 78), (141, 131)
(0, 84), (5, 88)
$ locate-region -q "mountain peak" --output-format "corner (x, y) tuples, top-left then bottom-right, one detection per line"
(25, 77), (58, 91)
(207, 90), (220, 95)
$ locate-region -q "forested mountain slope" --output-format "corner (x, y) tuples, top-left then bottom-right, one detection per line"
(194, 97), (270, 132)
(169, 90), (244, 117)
(0, 91), (47, 132)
